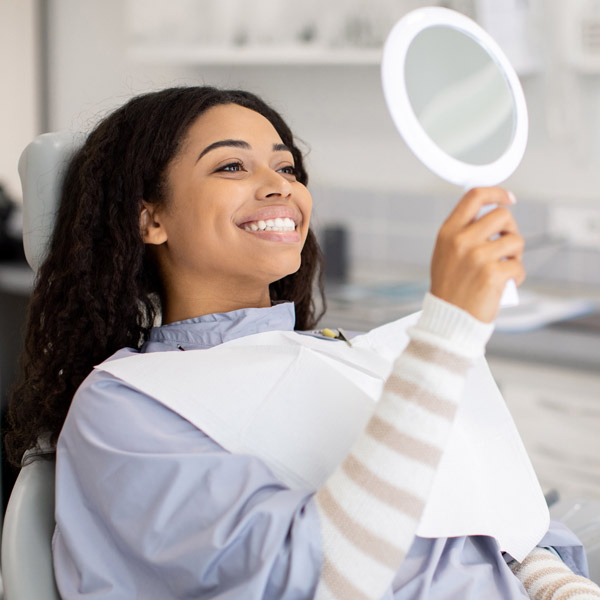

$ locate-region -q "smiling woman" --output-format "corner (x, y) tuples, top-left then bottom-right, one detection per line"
(6, 86), (325, 464)
(5, 86), (598, 600)
(140, 103), (313, 322)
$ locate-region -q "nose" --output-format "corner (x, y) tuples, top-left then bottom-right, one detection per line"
(255, 168), (292, 201)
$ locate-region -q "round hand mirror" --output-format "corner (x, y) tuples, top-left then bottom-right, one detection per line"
(381, 7), (528, 305)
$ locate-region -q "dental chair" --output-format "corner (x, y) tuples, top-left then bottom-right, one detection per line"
(0, 132), (81, 600)
(2, 131), (600, 598)
(19, 131), (85, 272)
(1, 454), (60, 600)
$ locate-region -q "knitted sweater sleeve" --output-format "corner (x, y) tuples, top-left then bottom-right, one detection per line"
(313, 293), (495, 600)
(510, 548), (600, 599)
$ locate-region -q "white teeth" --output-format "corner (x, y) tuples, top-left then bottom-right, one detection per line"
(242, 217), (296, 232)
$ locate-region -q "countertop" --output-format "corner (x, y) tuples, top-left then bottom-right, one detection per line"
(0, 262), (34, 295)
(322, 261), (600, 373)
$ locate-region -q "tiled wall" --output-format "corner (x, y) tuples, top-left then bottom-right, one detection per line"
(311, 185), (600, 287)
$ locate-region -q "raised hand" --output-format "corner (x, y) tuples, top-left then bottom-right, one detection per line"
(430, 187), (525, 323)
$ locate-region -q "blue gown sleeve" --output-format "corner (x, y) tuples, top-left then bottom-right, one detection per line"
(533, 519), (590, 577)
(53, 369), (325, 599)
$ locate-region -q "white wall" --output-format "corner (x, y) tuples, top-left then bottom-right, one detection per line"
(46, 0), (444, 194)
(46, 0), (600, 205)
(0, 0), (39, 200)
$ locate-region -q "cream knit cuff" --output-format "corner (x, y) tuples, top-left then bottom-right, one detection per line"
(410, 292), (495, 359)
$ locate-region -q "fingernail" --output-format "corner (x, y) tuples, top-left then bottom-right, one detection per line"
(507, 191), (517, 204)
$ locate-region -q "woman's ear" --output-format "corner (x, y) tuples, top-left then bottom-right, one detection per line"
(140, 201), (168, 245)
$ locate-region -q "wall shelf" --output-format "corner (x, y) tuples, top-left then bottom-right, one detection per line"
(127, 43), (382, 66)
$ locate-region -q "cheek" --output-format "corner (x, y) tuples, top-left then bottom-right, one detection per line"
(200, 180), (248, 219)
(297, 186), (312, 227)
(179, 187), (232, 232)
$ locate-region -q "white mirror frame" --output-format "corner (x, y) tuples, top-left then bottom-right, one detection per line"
(381, 7), (528, 189)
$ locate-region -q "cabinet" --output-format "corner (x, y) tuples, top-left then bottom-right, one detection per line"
(488, 357), (600, 502)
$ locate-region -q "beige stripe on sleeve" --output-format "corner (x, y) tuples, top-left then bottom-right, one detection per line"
(318, 486), (406, 569)
(384, 375), (458, 421)
(366, 415), (442, 467)
(321, 558), (372, 600)
(341, 454), (424, 519)
(405, 339), (472, 375)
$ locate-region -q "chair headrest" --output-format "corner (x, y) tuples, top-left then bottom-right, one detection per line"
(19, 131), (85, 272)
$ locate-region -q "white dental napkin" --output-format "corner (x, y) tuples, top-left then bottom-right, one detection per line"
(96, 312), (549, 561)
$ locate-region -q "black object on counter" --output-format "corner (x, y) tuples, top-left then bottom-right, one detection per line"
(0, 184), (26, 263)
(323, 224), (349, 284)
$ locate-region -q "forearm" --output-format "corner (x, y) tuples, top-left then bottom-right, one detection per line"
(314, 293), (494, 600)
(510, 547), (600, 599)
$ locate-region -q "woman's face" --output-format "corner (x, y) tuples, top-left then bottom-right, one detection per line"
(142, 103), (312, 316)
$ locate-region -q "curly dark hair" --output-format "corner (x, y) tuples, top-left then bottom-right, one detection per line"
(5, 86), (326, 467)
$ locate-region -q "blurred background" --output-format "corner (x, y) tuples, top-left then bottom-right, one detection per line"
(0, 0), (599, 512)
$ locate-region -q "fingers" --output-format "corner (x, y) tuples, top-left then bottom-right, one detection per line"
(460, 233), (524, 275)
(481, 256), (527, 290)
(506, 258), (527, 287)
(439, 188), (520, 252)
(487, 231), (525, 261)
(470, 205), (520, 241)
(490, 233), (526, 287)
(444, 187), (516, 232)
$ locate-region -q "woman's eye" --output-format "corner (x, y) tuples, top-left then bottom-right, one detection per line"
(217, 161), (245, 173)
(278, 165), (297, 177)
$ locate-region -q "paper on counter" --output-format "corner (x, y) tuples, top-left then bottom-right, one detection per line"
(495, 290), (597, 333)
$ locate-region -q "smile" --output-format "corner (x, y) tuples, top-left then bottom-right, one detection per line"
(242, 217), (296, 232)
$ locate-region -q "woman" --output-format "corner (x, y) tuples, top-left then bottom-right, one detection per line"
(6, 87), (597, 599)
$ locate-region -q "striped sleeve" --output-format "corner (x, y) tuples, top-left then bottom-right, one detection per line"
(509, 547), (600, 599)
(313, 293), (495, 600)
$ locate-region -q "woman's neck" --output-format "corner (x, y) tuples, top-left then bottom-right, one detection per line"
(161, 286), (272, 324)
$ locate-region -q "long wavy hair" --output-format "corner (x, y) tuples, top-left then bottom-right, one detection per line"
(6, 86), (326, 466)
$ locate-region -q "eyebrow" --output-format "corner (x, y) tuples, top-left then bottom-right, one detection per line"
(197, 139), (292, 162)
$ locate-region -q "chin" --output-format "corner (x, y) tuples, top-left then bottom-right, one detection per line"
(268, 260), (302, 285)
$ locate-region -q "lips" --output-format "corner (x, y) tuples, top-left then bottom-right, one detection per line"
(237, 206), (302, 230)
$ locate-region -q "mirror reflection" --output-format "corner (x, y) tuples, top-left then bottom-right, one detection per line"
(404, 25), (515, 166)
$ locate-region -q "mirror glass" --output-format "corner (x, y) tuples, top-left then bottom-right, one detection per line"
(404, 26), (515, 166)
(381, 7), (528, 189)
